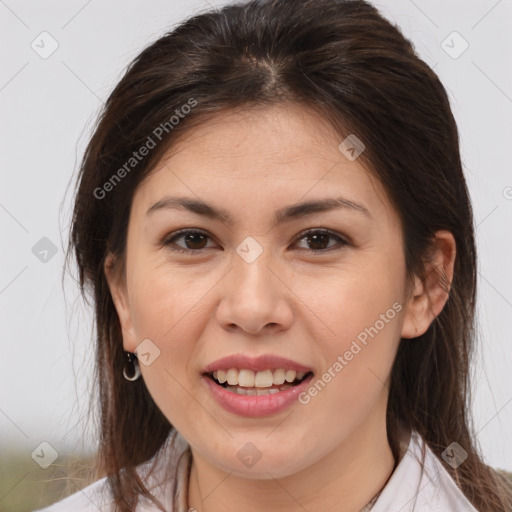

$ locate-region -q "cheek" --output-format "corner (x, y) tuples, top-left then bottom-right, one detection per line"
(292, 257), (404, 396)
(297, 274), (402, 432)
(128, 263), (216, 400)
(129, 258), (211, 341)
(294, 258), (403, 342)
(131, 270), (207, 424)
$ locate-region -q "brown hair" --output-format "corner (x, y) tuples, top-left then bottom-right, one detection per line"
(64, 0), (512, 510)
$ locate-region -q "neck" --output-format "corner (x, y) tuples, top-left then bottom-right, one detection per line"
(187, 405), (397, 512)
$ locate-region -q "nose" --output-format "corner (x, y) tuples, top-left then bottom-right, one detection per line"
(214, 249), (294, 336)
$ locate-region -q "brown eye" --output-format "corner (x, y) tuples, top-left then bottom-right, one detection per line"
(161, 228), (349, 255)
(181, 232), (208, 250)
(294, 229), (348, 252)
(162, 229), (215, 254)
(305, 233), (330, 250)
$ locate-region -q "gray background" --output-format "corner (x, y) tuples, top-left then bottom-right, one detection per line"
(1, 0), (511, 473)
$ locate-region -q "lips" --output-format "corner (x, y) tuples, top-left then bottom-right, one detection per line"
(202, 371), (314, 417)
(202, 354), (313, 374)
(201, 354), (315, 416)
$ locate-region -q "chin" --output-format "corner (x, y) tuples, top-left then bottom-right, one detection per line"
(198, 439), (315, 480)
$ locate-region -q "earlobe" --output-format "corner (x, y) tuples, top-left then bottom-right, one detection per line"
(103, 253), (137, 351)
(401, 230), (456, 340)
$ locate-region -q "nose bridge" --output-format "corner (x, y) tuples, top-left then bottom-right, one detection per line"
(232, 239), (276, 300)
(214, 238), (293, 334)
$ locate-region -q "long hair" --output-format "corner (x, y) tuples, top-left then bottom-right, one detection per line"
(64, 0), (512, 510)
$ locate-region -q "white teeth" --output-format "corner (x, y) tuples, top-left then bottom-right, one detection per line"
(225, 384), (293, 395)
(238, 369), (255, 387)
(226, 368), (238, 385)
(273, 369), (286, 385)
(211, 368), (309, 388)
(254, 369), (274, 388)
(285, 370), (297, 383)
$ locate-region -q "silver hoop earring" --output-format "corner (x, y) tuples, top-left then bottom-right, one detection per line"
(123, 351), (141, 381)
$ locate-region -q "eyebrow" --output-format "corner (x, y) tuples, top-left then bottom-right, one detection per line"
(146, 195), (372, 225)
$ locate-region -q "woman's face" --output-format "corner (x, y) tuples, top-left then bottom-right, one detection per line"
(106, 104), (421, 478)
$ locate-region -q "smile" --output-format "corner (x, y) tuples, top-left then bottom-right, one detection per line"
(203, 370), (314, 417)
(212, 368), (308, 388)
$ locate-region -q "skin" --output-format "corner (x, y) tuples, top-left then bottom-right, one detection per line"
(105, 103), (456, 512)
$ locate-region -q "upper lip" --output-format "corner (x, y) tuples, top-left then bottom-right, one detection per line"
(203, 354), (313, 374)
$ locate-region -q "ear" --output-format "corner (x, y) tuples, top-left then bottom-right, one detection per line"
(401, 230), (456, 339)
(104, 253), (138, 352)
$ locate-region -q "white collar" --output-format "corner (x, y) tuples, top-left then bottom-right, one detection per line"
(164, 429), (479, 512)
(35, 429), (479, 511)
(371, 430), (478, 511)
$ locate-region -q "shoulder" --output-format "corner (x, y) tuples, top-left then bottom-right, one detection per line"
(33, 429), (190, 512)
(32, 477), (111, 512)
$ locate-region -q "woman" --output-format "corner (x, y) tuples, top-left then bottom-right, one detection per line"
(36, 0), (512, 511)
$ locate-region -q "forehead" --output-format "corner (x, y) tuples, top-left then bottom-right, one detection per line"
(150, 105), (344, 176)
(131, 104), (391, 222)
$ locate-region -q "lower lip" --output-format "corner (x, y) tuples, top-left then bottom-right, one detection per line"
(202, 373), (314, 417)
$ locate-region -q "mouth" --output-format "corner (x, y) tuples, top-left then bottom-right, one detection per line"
(204, 368), (314, 396)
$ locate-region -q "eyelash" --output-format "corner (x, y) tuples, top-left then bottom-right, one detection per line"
(160, 228), (349, 255)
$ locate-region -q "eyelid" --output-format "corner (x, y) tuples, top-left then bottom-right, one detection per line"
(293, 228), (350, 250)
(160, 227), (350, 254)
(159, 228), (217, 252)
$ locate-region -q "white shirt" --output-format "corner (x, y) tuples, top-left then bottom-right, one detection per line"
(34, 429), (479, 511)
